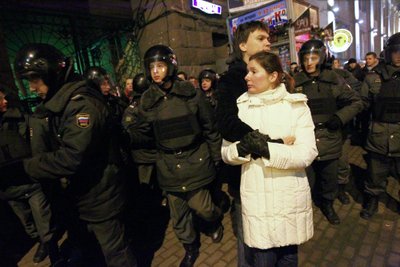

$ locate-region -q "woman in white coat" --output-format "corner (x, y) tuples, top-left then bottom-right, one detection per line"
(221, 51), (318, 267)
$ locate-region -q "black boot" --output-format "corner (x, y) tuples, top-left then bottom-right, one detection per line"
(321, 200), (340, 225)
(179, 243), (200, 267)
(360, 195), (379, 220)
(33, 242), (48, 264)
(210, 225), (224, 243)
(337, 184), (350, 205)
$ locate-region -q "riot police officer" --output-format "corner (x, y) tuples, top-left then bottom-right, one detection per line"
(130, 45), (223, 267)
(360, 32), (400, 219)
(0, 88), (56, 265)
(294, 40), (363, 225)
(14, 43), (137, 267)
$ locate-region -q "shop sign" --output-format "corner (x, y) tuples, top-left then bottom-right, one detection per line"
(327, 29), (353, 53)
(192, 0), (222, 15)
(294, 9), (311, 35)
(228, 0), (270, 13)
(227, 0), (288, 39)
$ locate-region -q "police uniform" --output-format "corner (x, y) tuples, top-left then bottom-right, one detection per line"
(24, 81), (136, 267)
(135, 80), (222, 246)
(294, 69), (363, 223)
(0, 107), (55, 250)
(361, 64), (400, 196)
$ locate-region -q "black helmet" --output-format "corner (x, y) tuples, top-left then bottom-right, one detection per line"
(198, 69), (217, 90)
(384, 32), (400, 64)
(14, 43), (71, 99)
(84, 66), (108, 90)
(133, 73), (149, 94)
(298, 39), (327, 72)
(143, 45), (178, 83)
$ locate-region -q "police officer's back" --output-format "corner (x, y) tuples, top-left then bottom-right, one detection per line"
(14, 43), (137, 267)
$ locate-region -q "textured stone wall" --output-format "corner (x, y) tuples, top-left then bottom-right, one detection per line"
(137, 0), (229, 77)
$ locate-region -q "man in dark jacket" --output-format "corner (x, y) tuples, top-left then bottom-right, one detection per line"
(13, 43), (137, 267)
(0, 88), (56, 265)
(129, 45), (223, 267)
(216, 21), (270, 267)
(294, 40), (364, 225)
(359, 33), (400, 219)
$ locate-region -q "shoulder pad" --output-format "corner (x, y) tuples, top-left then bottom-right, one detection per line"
(284, 93), (308, 103)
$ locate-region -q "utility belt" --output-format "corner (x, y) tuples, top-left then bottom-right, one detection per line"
(160, 140), (202, 155)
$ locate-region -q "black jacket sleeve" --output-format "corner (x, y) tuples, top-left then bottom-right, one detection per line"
(216, 66), (253, 142)
(24, 97), (105, 179)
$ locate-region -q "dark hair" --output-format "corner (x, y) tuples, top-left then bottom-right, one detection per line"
(177, 71), (188, 80)
(249, 51), (294, 93)
(233, 21), (269, 60)
(365, 52), (377, 58)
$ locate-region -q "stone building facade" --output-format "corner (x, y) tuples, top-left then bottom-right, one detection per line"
(132, 0), (230, 76)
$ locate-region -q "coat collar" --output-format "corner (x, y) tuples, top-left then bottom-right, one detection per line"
(44, 81), (87, 113)
(295, 69), (340, 87)
(237, 83), (288, 106)
(141, 80), (196, 110)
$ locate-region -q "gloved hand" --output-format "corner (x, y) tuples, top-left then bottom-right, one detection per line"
(325, 115), (343, 131)
(236, 142), (251, 157)
(242, 130), (271, 159)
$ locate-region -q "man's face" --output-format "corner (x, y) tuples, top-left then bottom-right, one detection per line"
(391, 51), (400, 67)
(303, 53), (320, 75)
(240, 29), (271, 62)
(349, 63), (357, 69)
(201, 78), (212, 91)
(150, 61), (168, 84)
(290, 64), (298, 72)
(365, 55), (378, 67)
(28, 78), (49, 99)
(0, 92), (8, 113)
(332, 59), (340, 69)
(189, 78), (198, 88)
(100, 79), (111, 96)
(125, 79), (133, 92)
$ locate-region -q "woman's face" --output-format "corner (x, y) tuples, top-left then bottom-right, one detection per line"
(201, 78), (212, 91)
(245, 59), (277, 94)
(149, 61), (168, 84)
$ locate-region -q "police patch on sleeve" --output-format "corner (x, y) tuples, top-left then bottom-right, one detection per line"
(76, 113), (90, 128)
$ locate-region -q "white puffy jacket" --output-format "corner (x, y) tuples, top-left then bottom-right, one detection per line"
(221, 83), (318, 249)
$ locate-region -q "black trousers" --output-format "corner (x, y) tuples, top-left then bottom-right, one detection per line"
(8, 186), (55, 243)
(306, 159), (339, 201)
(365, 151), (400, 196)
(167, 187), (221, 245)
(87, 217), (137, 267)
(246, 245), (298, 267)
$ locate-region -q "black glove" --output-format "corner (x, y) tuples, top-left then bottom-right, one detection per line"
(236, 142), (251, 157)
(325, 115), (343, 131)
(242, 130), (271, 159)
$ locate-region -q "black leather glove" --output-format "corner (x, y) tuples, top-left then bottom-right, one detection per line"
(242, 130), (271, 159)
(236, 142), (251, 157)
(325, 115), (343, 131)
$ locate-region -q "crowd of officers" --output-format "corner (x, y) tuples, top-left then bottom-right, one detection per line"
(0, 22), (400, 267)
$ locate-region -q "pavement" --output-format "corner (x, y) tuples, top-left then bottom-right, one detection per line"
(7, 143), (400, 267)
